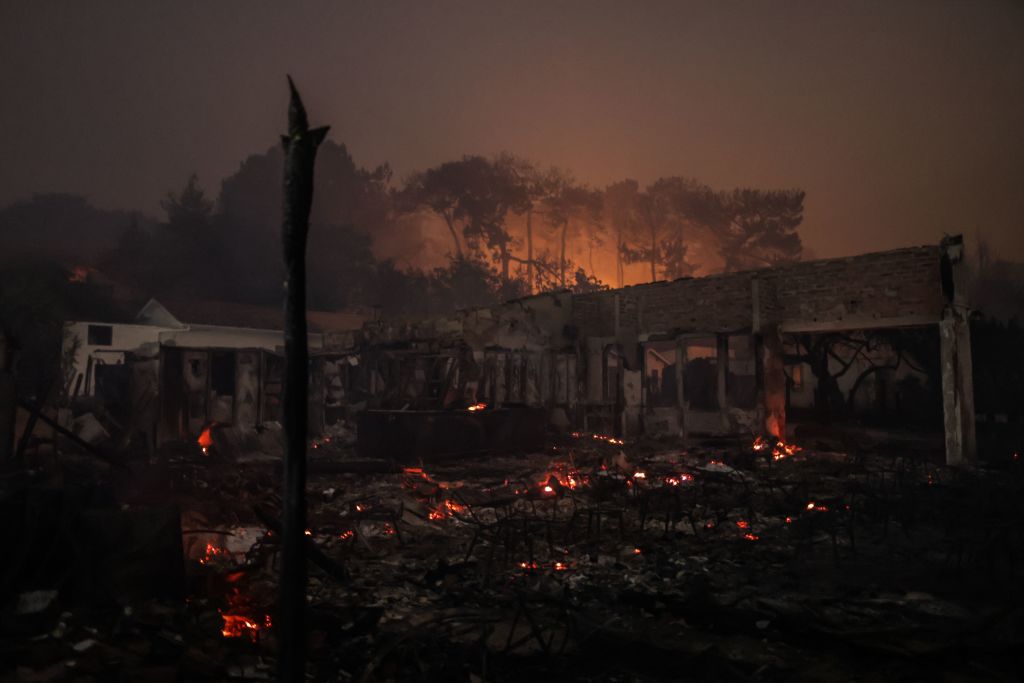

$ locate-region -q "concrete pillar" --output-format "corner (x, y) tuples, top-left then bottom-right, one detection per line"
(940, 310), (976, 465)
(760, 325), (786, 439)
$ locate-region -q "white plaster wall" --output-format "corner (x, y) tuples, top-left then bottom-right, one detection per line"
(64, 321), (172, 395)
(64, 321), (327, 396)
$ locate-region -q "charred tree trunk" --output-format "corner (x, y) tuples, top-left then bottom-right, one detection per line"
(443, 212), (463, 259)
(616, 225), (624, 288)
(649, 224), (657, 282)
(526, 208), (534, 293)
(279, 76), (328, 683)
(560, 217), (568, 288)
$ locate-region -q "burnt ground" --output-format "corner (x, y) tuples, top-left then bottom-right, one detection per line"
(3, 430), (1024, 682)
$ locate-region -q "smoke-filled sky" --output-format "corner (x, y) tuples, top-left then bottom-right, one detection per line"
(1, 0), (1022, 262)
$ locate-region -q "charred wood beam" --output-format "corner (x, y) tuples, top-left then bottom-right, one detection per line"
(278, 75), (329, 683)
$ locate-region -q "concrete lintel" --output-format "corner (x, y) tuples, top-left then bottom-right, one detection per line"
(780, 314), (938, 334)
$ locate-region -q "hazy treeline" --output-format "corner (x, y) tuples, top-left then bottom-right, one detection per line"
(1, 139), (806, 317)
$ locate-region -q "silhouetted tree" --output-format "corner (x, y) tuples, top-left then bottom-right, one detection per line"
(603, 179), (640, 288)
(542, 178), (601, 288)
(219, 140), (390, 308)
(713, 189), (804, 272)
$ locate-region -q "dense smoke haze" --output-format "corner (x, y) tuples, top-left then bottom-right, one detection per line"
(2, 1), (1022, 276)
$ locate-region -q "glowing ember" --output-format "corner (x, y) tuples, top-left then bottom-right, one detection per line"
(221, 613), (272, 642)
(543, 485), (554, 494)
(198, 543), (225, 565)
(68, 265), (95, 283)
(572, 432), (624, 446)
(753, 435), (802, 461)
(785, 516), (793, 524)
(553, 561), (568, 571)
(518, 561), (539, 571)
(339, 530), (355, 541)
(633, 547), (642, 555)
(428, 509), (445, 521)
(633, 471), (646, 480)
(304, 529), (312, 536)
(219, 588), (271, 642)
(736, 519), (750, 529)
(743, 533), (759, 541)
(466, 402), (487, 411)
(197, 424), (215, 455)
(806, 502), (815, 510)
(445, 499), (467, 514)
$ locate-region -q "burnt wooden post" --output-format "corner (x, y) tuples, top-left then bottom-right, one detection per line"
(278, 76), (328, 683)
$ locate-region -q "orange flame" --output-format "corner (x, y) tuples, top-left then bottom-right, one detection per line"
(198, 424), (215, 455)
(753, 435), (802, 461)
(221, 613), (272, 641)
(198, 542), (225, 565)
(467, 403), (487, 412)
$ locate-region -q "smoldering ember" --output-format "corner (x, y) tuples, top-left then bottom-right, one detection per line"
(3, 5), (1024, 683)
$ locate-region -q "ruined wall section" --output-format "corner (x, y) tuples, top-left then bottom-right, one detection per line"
(637, 275), (754, 336)
(570, 245), (945, 337)
(757, 245), (944, 330)
(571, 293), (617, 338)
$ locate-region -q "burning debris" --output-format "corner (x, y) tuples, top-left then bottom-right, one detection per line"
(3, 423), (1024, 681)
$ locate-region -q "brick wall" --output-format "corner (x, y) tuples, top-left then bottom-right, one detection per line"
(759, 245), (944, 329)
(571, 244), (946, 336)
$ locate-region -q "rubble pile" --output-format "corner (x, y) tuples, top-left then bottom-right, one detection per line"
(3, 432), (1024, 681)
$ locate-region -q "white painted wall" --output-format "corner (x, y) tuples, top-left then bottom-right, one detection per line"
(64, 321), (172, 396)
(64, 321), (327, 396)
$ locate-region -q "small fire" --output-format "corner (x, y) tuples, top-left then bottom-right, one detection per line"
(753, 435), (802, 461)
(198, 543), (225, 565)
(197, 424), (215, 455)
(219, 588), (272, 642)
(428, 509), (446, 521)
(221, 613), (272, 642)
(467, 402), (487, 412)
(632, 471), (646, 480)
